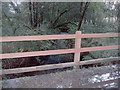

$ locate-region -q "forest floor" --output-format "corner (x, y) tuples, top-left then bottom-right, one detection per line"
(2, 64), (120, 88)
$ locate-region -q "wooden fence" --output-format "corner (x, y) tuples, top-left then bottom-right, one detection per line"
(0, 31), (119, 75)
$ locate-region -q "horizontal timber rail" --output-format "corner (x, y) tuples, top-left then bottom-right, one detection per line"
(0, 45), (119, 59)
(0, 34), (76, 42)
(0, 31), (119, 75)
(2, 57), (120, 74)
(0, 33), (119, 42)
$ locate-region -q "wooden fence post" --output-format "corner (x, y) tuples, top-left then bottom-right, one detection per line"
(74, 31), (81, 69)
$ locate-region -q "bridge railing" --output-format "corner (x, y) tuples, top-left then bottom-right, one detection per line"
(0, 31), (119, 75)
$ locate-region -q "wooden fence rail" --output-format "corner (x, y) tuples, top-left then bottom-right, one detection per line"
(0, 33), (119, 42)
(0, 31), (119, 75)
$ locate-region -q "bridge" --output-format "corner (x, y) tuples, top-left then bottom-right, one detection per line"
(1, 31), (120, 88)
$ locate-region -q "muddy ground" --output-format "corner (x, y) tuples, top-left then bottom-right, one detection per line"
(2, 64), (120, 88)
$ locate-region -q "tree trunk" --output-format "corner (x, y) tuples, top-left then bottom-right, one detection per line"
(77, 2), (90, 30)
(117, 3), (120, 31)
(29, 2), (33, 27)
(29, 2), (42, 28)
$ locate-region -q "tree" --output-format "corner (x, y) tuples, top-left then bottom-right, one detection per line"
(116, 3), (120, 31)
(29, 2), (43, 28)
(77, 2), (90, 30)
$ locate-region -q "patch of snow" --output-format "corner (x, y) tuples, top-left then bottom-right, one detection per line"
(56, 85), (63, 88)
(100, 73), (111, 81)
(68, 83), (72, 88)
(104, 83), (118, 88)
(104, 84), (109, 87)
(89, 71), (119, 83)
(107, 65), (117, 68)
(91, 75), (101, 82)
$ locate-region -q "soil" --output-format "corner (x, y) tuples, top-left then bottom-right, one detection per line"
(2, 64), (120, 88)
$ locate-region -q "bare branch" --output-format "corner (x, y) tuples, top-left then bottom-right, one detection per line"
(77, 2), (90, 30)
(52, 8), (71, 28)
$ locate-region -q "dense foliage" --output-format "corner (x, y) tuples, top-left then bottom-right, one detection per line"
(2, 1), (119, 66)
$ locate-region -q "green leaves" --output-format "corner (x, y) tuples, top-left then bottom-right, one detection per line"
(82, 55), (93, 60)
(2, 2), (119, 61)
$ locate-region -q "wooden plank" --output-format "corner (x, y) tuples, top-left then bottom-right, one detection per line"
(0, 34), (75, 42)
(81, 33), (119, 38)
(2, 57), (119, 75)
(0, 45), (119, 59)
(2, 62), (75, 75)
(0, 49), (75, 59)
(78, 57), (120, 65)
(0, 33), (119, 42)
(80, 45), (119, 52)
(74, 31), (81, 69)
